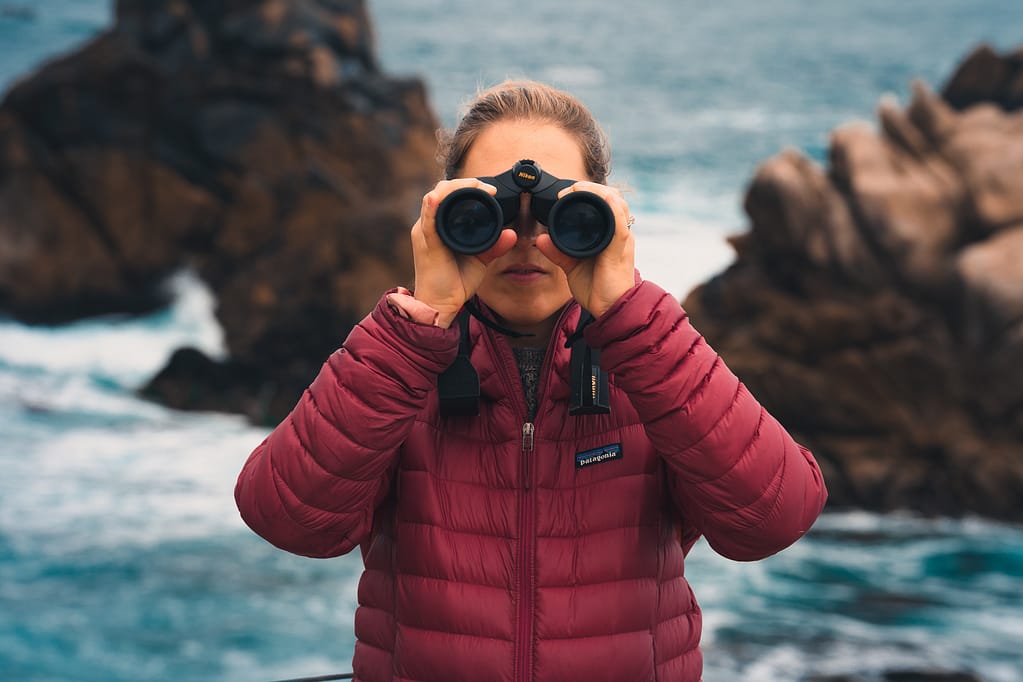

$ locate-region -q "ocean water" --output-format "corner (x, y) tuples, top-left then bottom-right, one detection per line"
(1, 2), (1023, 681)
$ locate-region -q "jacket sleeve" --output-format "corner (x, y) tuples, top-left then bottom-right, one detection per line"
(584, 280), (827, 561)
(234, 292), (459, 558)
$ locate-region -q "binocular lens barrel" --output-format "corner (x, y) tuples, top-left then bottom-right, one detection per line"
(546, 192), (615, 258)
(436, 189), (614, 258)
(435, 188), (503, 255)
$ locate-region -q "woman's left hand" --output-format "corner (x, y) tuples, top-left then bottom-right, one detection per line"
(534, 181), (636, 318)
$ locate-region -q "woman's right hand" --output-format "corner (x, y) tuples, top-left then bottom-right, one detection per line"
(410, 179), (517, 328)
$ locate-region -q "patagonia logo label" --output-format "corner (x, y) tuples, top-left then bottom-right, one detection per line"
(575, 443), (623, 469)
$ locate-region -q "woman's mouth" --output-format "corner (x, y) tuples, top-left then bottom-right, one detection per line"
(502, 264), (546, 281)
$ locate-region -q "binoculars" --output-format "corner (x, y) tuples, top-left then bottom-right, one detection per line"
(435, 159), (616, 258)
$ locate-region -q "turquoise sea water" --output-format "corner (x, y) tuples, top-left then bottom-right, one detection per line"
(2, 2), (1023, 680)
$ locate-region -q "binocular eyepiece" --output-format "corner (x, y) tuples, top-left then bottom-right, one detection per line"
(435, 160), (615, 258)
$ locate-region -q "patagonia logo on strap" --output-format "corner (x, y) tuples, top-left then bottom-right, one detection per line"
(575, 443), (623, 469)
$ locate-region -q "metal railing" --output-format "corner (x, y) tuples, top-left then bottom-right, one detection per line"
(268, 674), (354, 682)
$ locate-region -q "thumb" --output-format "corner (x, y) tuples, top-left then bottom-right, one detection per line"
(534, 234), (578, 274)
(477, 229), (519, 266)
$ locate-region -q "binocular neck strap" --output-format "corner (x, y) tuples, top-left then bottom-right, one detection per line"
(439, 299), (531, 417)
(462, 299), (535, 339)
(438, 309), (480, 417)
(566, 311), (611, 416)
(438, 304), (611, 418)
(563, 311), (594, 349)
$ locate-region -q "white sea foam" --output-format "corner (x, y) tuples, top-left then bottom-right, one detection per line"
(632, 211), (737, 300)
(0, 408), (267, 555)
(0, 269), (225, 388)
(0, 366), (167, 420)
(5, 2), (1023, 680)
(703, 624), (1013, 681)
(690, 509), (1023, 682)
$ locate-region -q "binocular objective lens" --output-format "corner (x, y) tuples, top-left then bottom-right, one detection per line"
(551, 198), (613, 258)
(438, 192), (501, 254)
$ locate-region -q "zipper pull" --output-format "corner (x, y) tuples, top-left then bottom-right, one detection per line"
(521, 422), (534, 490)
(521, 422), (534, 452)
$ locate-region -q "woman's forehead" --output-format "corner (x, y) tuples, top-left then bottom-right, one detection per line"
(461, 120), (588, 180)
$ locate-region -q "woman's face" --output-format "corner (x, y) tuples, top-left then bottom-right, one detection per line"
(460, 119), (589, 338)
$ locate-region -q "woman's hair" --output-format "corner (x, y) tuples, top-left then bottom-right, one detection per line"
(439, 80), (611, 183)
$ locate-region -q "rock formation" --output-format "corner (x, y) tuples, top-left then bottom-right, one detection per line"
(0, 0), (440, 422)
(3, 10), (1020, 523)
(941, 43), (1023, 111)
(683, 45), (1023, 522)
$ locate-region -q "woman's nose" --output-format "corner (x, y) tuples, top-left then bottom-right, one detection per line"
(512, 193), (543, 241)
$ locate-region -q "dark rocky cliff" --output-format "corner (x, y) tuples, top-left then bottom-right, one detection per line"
(2, 11), (1020, 523)
(0, 0), (440, 422)
(683, 45), (1023, 522)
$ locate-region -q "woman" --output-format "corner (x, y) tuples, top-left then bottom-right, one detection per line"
(235, 80), (827, 682)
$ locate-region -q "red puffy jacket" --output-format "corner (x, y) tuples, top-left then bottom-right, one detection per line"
(235, 280), (827, 682)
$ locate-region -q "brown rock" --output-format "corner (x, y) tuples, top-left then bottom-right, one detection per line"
(906, 80), (960, 146)
(744, 148), (884, 289)
(829, 121), (963, 290)
(0, 0), (440, 423)
(684, 45), (1023, 521)
(956, 224), (1023, 344)
(938, 103), (1023, 232)
(942, 43), (1023, 111)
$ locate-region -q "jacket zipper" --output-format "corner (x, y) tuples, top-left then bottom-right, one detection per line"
(521, 423), (534, 490)
(518, 421), (535, 682)
(476, 301), (576, 682)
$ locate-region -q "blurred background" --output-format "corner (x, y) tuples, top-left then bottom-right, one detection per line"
(1, 1), (1022, 680)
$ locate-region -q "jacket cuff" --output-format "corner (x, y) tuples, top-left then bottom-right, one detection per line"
(386, 287), (443, 327)
(370, 288), (460, 374)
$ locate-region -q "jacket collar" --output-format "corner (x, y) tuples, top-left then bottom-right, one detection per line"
(469, 297), (581, 407)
